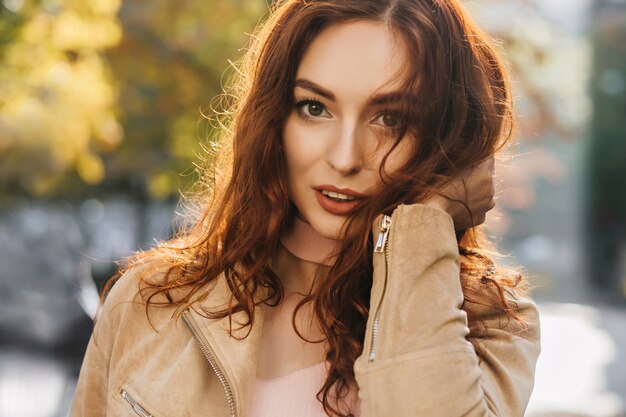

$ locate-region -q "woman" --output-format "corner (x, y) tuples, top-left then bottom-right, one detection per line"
(71, 1), (541, 416)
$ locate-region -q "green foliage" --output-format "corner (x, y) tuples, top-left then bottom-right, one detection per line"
(0, 0), (124, 197)
(103, 0), (267, 200)
(588, 8), (626, 219)
(0, 0), (33, 57)
(0, 0), (267, 199)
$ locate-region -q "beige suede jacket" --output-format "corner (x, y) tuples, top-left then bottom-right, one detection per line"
(70, 204), (541, 417)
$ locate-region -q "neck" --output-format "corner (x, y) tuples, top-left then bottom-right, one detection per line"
(280, 216), (340, 266)
(271, 216), (341, 296)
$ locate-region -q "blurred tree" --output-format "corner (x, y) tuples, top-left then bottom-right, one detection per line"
(587, 0), (626, 300)
(0, 0), (266, 199)
(0, 0), (123, 197)
(102, 0), (266, 200)
(467, 0), (591, 247)
(0, 0), (32, 58)
(465, 0), (591, 142)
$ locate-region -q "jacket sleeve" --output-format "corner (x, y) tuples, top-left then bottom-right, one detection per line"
(69, 266), (135, 417)
(70, 317), (110, 417)
(353, 204), (541, 417)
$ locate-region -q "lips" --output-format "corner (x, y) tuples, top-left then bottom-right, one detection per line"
(313, 185), (366, 215)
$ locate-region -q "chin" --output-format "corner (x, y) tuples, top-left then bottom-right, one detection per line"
(306, 212), (347, 240)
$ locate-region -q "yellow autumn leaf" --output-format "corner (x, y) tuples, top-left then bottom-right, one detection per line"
(148, 172), (178, 200)
(76, 152), (105, 184)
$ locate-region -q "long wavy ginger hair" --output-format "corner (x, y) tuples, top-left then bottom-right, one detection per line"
(103, 1), (529, 416)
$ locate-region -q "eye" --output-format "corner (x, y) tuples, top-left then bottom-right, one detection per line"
(373, 110), (401, 129)
(295, 99), (331, 119)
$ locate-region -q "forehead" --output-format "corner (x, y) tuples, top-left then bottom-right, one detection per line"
(296, 20), (409, 99)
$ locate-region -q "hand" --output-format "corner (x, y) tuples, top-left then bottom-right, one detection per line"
(424, 157), (496, 231)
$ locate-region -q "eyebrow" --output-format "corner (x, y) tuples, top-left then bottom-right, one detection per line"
(294, 78), (414, 108)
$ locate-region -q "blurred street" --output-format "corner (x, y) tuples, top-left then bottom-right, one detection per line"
(528, 301), (626, 417)
(0, 200), (624, 417)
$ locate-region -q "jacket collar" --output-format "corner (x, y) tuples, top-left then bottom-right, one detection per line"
(184, 273), (268, 417)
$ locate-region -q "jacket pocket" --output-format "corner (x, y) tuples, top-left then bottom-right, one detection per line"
(117, 384), (157, 417)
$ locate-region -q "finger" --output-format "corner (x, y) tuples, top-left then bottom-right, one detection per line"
(476, 156), (495, 176)
(469, 157), (494, 182)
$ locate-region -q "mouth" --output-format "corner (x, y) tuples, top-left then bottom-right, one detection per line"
(313, 185), (366, 215)
(320, 189), (359, 202)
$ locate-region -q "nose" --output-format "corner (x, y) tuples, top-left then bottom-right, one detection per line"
(325, 122), (364, 176)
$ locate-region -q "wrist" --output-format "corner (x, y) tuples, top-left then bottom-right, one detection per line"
(424, 195), (450, 215)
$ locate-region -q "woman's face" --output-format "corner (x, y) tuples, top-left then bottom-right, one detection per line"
(283, 20), (414, 239)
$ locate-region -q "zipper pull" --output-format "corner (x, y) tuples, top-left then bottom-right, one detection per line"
(374, 215), (392, 253)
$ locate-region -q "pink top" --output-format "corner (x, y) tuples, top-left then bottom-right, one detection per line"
(247, 217), (360, 417)
(247, 361), (360, 417)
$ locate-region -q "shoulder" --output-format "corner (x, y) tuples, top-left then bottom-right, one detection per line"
(95, 256), (175, 328)
(90, 255), (188, 354)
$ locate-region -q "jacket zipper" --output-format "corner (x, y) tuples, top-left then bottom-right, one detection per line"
(181, 311), (237, 417)
(120, 389), (154, 417)
(369, 214), (392, 362)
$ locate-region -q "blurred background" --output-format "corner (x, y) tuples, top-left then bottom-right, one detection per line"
(0, 0), (624, 416)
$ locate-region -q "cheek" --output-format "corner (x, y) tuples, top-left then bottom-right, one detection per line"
(376, 137), (415, 177)
(282, 116), (325, 175)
